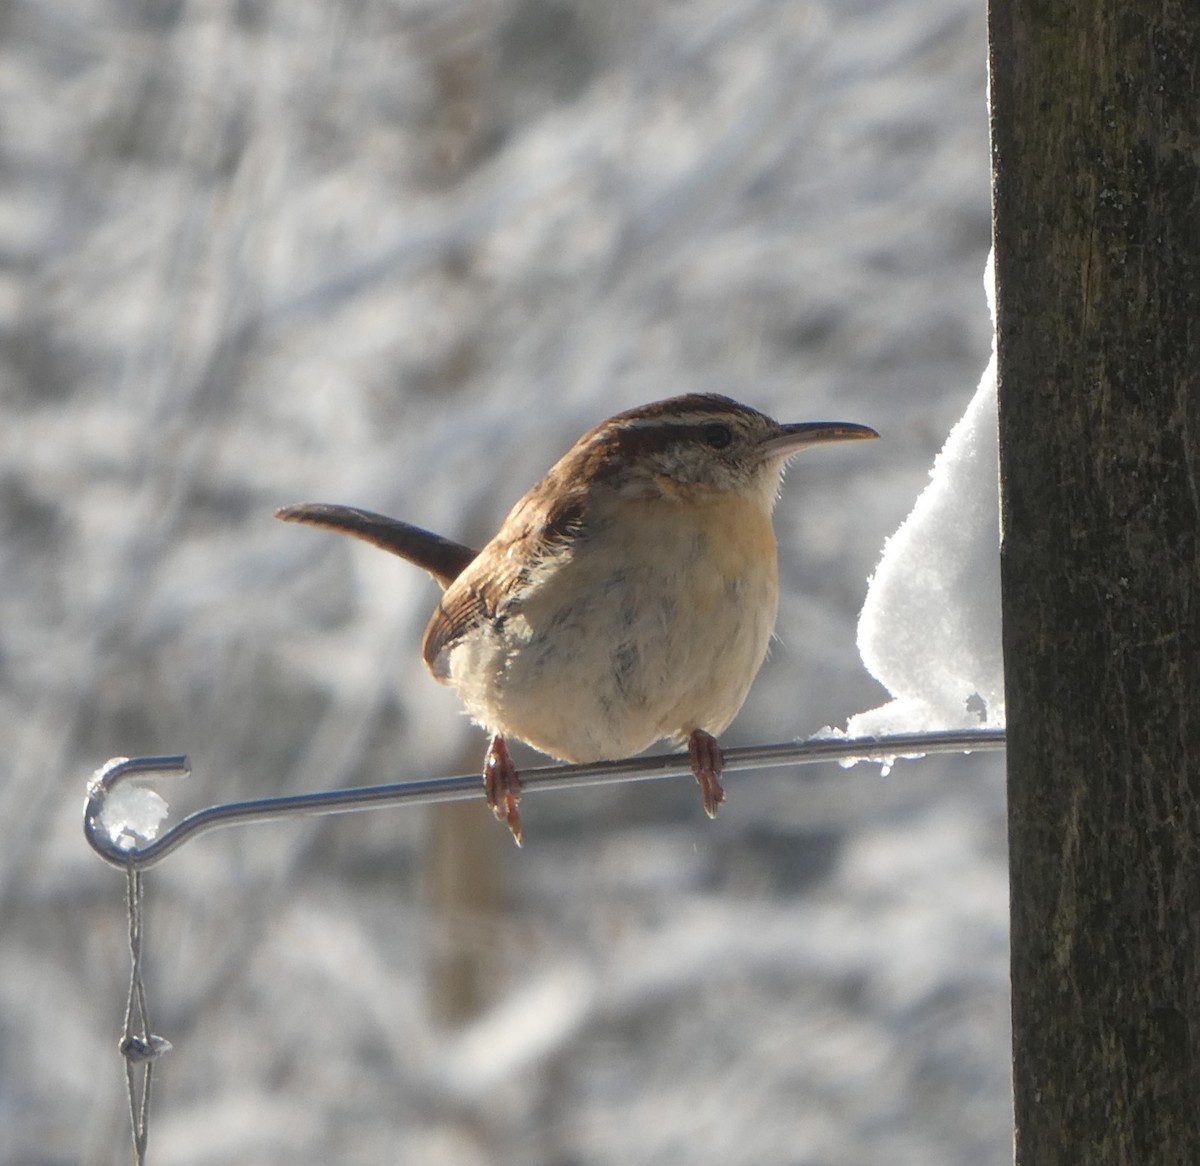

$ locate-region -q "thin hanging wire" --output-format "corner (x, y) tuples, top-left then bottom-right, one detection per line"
(119, 866), (172, 1166)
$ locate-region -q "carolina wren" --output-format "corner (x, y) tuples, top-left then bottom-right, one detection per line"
(277, 394), (877, 844)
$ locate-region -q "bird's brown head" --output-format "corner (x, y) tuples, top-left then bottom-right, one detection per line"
(562, 394), (878, 502)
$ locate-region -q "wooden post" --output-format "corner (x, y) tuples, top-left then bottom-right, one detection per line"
(989, 2), (1200, 1161)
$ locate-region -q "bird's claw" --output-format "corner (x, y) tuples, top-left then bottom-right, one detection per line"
(688, 728), (726, 818)
(483, 734), (524, 846)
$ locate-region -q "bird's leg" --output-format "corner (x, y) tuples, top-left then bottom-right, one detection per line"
(483, 733), (523, 846)
(688, 728), (726, 818)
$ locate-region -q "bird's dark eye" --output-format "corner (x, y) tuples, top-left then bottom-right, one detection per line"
(701, 422), (732, 449)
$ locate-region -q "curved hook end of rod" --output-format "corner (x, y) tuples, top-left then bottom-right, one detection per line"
(84, 755), (192, 869)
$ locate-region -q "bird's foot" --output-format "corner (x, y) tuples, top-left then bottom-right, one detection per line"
(483, 734), (523, 846)
(688, 728), (726, 819)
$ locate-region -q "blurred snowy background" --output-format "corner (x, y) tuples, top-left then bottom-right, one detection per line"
(0, 0), (1008, 1162)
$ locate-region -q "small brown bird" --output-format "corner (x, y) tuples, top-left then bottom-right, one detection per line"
(277, 394), (877, 844)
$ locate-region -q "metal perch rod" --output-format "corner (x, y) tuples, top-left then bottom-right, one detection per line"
(84, 728), (1006, 871)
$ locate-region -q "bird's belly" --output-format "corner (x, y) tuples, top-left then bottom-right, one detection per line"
(445, 495), (779, 762)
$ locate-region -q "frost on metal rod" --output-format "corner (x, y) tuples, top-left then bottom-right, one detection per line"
(85, 756), (191, 866)
(96, 781), (171, 849)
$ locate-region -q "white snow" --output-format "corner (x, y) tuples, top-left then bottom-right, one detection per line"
(848, 257), (1004, 736)
(98, 783), (170, 847)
